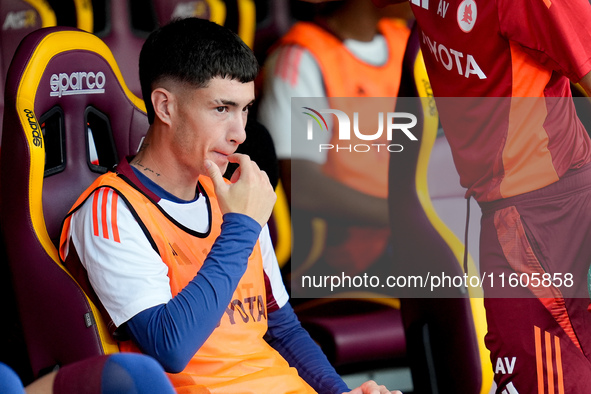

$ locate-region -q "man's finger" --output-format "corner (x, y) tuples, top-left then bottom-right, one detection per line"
(205, 159), (225, 188)
(227, 153), (261, 170)
(227, 153), (264, 180)
(226, 153), (249, 166)
(229, 166), (241, 184)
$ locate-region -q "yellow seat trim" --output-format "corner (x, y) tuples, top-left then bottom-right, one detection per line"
(237, 0), (255, 48)
(206, 0), (226, 27)
(413, 50), (493, 393)
(23, 0), (57, 27)
(73, 0), (94, 32)
(272, 180), (292, 269)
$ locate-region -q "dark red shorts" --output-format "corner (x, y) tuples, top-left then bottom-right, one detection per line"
(479, 163), (591, 393)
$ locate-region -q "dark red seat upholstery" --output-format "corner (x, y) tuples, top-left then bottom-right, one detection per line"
(0, 0), (56, 143)
(151, 0), (256, 49)
(93, 0), (153, 97)
(92, 0), (256, 99)
(0, 0), (58, 380)
(252, 0), (293, 64)
(152, 0), (227, 33)
(45, 0), (94, 31)
(0, 26), (148, 380)
(0, 0), (56, 80)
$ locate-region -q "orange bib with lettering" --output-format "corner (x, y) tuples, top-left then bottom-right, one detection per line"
(280, 20), (409, 273)
(61, 172), (315, 394)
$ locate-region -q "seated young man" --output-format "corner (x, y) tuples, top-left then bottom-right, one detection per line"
(59, 17), (401, 394)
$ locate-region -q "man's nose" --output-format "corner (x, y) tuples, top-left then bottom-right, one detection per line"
(229, 114), (247, 145)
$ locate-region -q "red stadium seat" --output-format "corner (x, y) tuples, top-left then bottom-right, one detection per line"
(0, 0), (58, 379)
(0, 0), (56, 144)
(0, 26), (148, 381)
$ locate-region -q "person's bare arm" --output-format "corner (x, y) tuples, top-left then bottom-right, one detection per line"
(25, 372), (56, 394)
(283, 159), (389, 227)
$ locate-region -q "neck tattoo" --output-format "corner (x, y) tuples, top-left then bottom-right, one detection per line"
(131, 143), (163, 177)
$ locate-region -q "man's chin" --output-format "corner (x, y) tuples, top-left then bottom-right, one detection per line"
(200, 160), (228, 179)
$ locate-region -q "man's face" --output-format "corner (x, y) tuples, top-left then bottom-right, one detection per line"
(172, 76), (255, 176)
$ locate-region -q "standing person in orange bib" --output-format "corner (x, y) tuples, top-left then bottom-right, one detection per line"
(258, 0), (411, 279)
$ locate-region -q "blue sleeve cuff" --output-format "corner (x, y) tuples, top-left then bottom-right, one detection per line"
(222, 212), (262, 234)
(265, 303), (350, 394)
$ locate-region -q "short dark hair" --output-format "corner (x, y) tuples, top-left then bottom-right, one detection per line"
(139, 17), (259, 123)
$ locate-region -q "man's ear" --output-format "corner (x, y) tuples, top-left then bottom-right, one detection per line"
(151, 87), (174, 126)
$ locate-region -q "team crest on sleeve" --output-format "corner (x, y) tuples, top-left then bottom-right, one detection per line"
(457, 0), (477, 32)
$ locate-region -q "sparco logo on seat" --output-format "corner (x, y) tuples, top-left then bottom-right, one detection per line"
(50, 71), (106, 97)
(24, 109), (42, 148)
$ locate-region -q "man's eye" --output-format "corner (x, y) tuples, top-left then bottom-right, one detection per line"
(216, 106), (227, 112)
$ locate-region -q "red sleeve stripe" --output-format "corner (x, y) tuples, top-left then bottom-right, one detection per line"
(274, 46), (304, 87)
(101, 189), (110, 240)
(92, 190), (100, 237)
(91, 189), (121, 243)
(274, 46), (290, 81)
(111, 192), (120, 243)
(289, 47), (303, 87)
